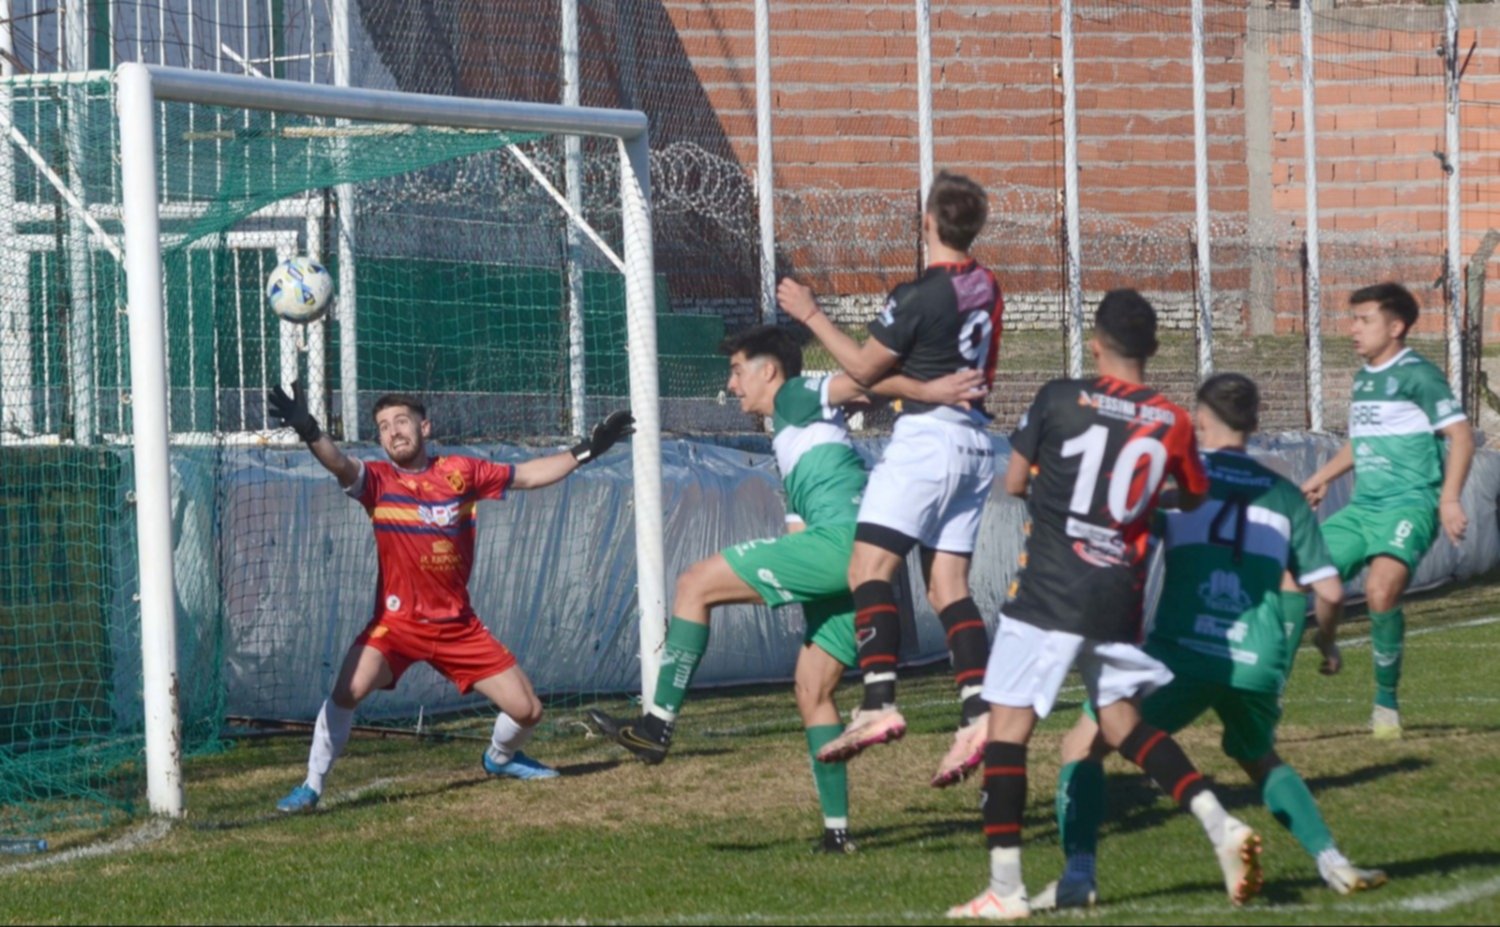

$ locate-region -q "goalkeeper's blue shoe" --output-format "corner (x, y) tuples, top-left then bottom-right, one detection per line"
(482, 750), (559, 781)
(276, 783), (320, 814)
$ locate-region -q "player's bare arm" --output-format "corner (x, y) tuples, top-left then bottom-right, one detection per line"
(1003, 448), (1032, 497)
(776, 277), (899, 386)
(1301, 442), (1353, 508)
(512, 410), (635, 490)
(268, 379), (361, 488)
(1307, 574), (1345, 675)
(1437, 418), (1474, 545)
(867, 369), (988, 407)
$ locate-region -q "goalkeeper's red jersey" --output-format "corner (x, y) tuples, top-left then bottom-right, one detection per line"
(348, 455), (514, 623)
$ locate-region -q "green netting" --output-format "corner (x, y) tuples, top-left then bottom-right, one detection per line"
(0, 75), (729, 837)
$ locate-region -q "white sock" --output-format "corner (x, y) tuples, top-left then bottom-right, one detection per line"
(1316, 846), (1351, 876)
(1190, 791), (1230, 846)
(988, 847), (1024, 897)
(305, 700), (353, 795)
(485, 712), (533, 766)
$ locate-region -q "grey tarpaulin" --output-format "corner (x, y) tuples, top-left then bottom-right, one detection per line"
(143, 434), (1497, 724)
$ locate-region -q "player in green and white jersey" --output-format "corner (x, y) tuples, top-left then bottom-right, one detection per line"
(1033, 374), (1387, 911)
(588, 325), (982, 853)
(1300, 283), (1474, 739)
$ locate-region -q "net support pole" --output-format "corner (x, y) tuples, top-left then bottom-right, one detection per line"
(1444, 0), (1463, 399)
(0, 0), (31, 435)
(332, 0), (359, 439)
(754, 0), (775, 323)
(63, 0), (96, 441)
(1300, 0), (1322, 432)
(620, 134), (665, 705)
(116, 62), (184, 819)
(1061, 0), (1084, 378)
(1191, 0), (1213, 378)
(916, 0), (934, 210)
(562, 0), (586, 437)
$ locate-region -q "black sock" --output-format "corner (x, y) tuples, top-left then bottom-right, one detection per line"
(1119, 723), (1208, 806)
(638, 713), (672, 745)
(939, 598), (991, 727)
(982, 741), (1028, 849)
(854, 581), (901, 711)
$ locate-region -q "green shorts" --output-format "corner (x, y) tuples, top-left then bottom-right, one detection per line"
(1083, 677), (1280, 763)
(1321, 501), (1437, 580)
(722, 524), (858, 667)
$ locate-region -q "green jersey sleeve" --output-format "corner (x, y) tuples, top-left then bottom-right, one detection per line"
(1284, 484), (1337, 586)
(773, 375), (836, 430)
(1407, 363), (1466, 431)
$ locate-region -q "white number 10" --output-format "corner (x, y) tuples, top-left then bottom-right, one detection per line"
(1060, 424), (1168, 523)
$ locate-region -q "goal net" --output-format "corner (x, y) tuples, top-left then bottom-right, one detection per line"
(0, 65), (666, 828)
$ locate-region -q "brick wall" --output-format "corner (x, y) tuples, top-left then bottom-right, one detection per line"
(660, 0), (1500, 341)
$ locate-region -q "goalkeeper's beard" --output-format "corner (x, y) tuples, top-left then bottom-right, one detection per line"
(384, 436), (427, 470)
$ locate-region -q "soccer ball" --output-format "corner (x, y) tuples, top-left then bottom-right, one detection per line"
(266, 256), (334, 324)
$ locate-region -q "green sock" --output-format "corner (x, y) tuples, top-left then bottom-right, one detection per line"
(1261, 763), (1335, 858)
(1057, 760), (1106, 858)
(649, 617), (710, 718)
(1370, 608), (1405, 710)
(1279, 590), (1309, 676)
(805, 724), (849, 828)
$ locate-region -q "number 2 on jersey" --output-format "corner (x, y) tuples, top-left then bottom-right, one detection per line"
(1059, 424), (1168, 523)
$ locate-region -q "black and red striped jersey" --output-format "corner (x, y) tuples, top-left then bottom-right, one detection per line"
(866, 259), (1004, 417)
(1005, 376), (1208, 642)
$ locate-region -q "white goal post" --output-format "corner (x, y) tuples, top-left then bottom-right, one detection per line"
(115, 62), (667, 817)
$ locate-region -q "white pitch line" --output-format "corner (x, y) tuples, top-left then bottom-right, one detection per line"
(1396, 873), (1500, 912)
(1329, 615), (1500, 650)
(0, 817), (171, 876)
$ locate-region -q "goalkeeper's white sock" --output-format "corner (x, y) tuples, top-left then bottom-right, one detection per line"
(486, 712), (533, 766)
(305, 700), (353, 795)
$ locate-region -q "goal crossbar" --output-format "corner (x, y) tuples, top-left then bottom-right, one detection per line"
(115, 63), (665, 818)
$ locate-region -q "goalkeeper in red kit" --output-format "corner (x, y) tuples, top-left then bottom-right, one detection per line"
(267, 381), (634, 813)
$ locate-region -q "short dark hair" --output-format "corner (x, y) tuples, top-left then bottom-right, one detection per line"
(1349, 282), (1419, 339)
(372, 393), (427, 421)
(718, 325), (803, 379)
(926, 171), (989, 252)
(1196, 373), (1260, 435)
(1094, 289), (1159, 360)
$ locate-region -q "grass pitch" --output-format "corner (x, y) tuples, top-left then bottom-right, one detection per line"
(3, 576), (1499, 925)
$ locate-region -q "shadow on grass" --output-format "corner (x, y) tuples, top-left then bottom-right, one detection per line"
(705, 806), (1062, 854)
(1097, 757), (1430, 840)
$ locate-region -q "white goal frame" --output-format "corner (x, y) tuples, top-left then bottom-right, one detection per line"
(116, 62), (666, 817)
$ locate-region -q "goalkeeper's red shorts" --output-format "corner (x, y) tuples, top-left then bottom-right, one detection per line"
(354, 614), (517, 694)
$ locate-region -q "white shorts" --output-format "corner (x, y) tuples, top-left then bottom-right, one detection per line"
(857, 412), (995, 553)
(980, 612), (1174, 720)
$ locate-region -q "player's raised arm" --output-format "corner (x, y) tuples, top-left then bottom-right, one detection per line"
(776, 278), (899, 387)
(1300, 441), (1352, 508)
(511, 410), (635, 490)
(1436, 418), (1474, 545)
(268, 379), (360, 488)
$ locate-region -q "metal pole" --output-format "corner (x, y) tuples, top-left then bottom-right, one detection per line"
(1191, 0), (1213, 378)
(63, 0), (95, 440)
(0, 0), (31, 435)
(754, 0), (775, 322)
(1061, 0), (1084, 378)
(916, 0), (934, 207)
(331, 0), (358, 439)
(1444, 0), (1462, 399)
(117, 62), (184, 818)
(1301, 0), (1323, 432)
(619, 134), (665, 706)
(562, 0), (586, 436)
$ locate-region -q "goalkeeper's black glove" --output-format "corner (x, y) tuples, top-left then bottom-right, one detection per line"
(570, 410), (635, 464)
(268, 379), (323, 444)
